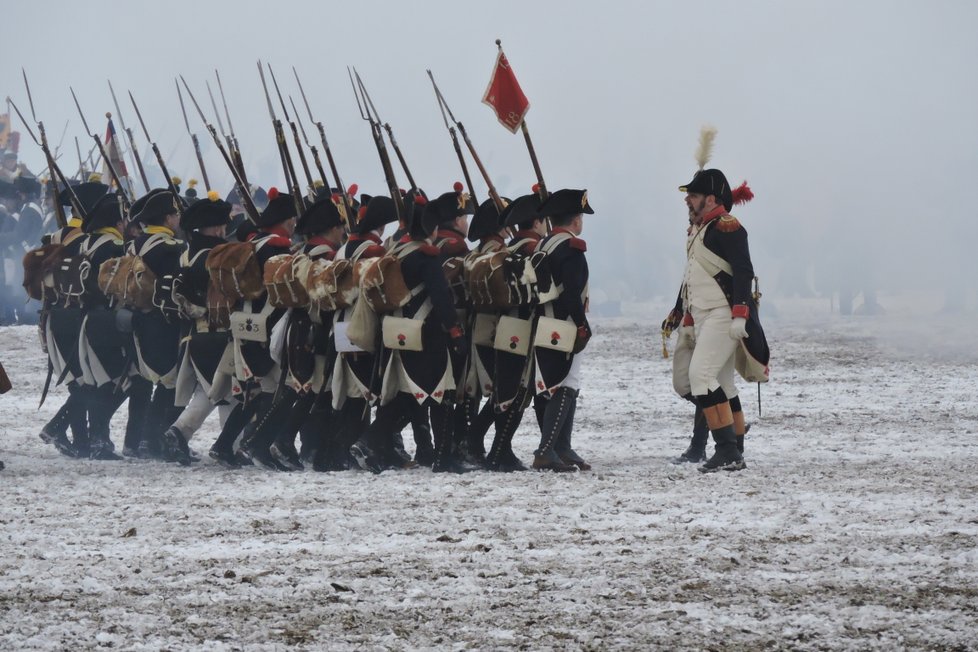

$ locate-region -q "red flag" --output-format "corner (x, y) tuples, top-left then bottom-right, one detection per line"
(482, 48), (530, 134)
(102, 116), (129, 182)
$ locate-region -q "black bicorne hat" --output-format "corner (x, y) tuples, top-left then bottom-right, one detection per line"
(83, 193), (125, 233)
(536, 188), (594, 219)
(680, 169), (732, 211)
(468, 197), (511, 241)
(180, 191), (232, 231)
(354, 195), (398, 235)
(255, 188), (298, 228)
(416, 186), (474, 238)
(130, 188), (182, 225)
(501, 193), (544, 228)
(59, 181), (109, 215)
(296, 196), (344, 235)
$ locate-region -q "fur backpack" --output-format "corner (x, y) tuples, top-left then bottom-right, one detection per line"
(356, 242), (422, 314)
(263, 253), (312, 309)
(205, 242), (264, 326)
(464, 249), (538, 312)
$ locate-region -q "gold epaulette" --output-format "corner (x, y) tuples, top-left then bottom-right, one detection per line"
(716, 214), (742, 232)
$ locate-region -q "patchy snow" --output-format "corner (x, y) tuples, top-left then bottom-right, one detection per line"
(1, 296), (977, 650)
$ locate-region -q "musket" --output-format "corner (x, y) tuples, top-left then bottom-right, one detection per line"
(354, 69), (417, 191)
(74, 136), (86, 180)
(496, 39), (548, 201)
(267, 63), (314, 198)
(175, 78), (211, 191)
(54, 120), (69, 162)
(70, 87), (131, 206)
(129, 90), (183, 212)
(177, 76), (261, 224)
(349, 66), (406, 225)
(427, 71), (478, 206)
(289, 95), (329, 189)
(8, 89), (74, 227)
(108, 80), (150, 192)
(429, 70), (506, 212)
(214, 69), (249, 188)
(294, 66), (352, 214)
(208, 77), (250, 214)
(257, 61), (304, 217)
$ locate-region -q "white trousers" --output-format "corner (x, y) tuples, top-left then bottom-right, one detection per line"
(672, 305), (738, 399)
(171, 385), (232, 442)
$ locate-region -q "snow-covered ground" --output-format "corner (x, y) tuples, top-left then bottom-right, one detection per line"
(1, 296), (977, 650)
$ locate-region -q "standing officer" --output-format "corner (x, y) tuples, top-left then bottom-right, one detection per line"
(672, 168), (754, 472)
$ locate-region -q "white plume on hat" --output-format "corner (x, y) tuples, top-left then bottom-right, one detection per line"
(695, 125), (717, 171)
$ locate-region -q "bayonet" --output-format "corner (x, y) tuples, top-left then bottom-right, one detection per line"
(214, 69), (248, 187)
(428, 69), (504, 211)
(354, 68), (416, 191)
(294, 66), (351, 219)
(176, 77), (211, 190)
(10, 90), (75, 226)
(179, 77), (260, 224)
(129, 90), (183, 208)
(268, 63), (314, 196)
(70, 86), (130, 204)
(257, 61), (303, 215)
(206, 80), (227, 141)
(109, 80), (150, 192)
(348, 66), (405, 224)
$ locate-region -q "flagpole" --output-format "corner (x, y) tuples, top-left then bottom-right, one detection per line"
(495, 40), (548, 200)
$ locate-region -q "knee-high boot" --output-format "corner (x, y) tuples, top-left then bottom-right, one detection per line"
(532, 388), (577, 472)
(486, 405), (528, 472)
(123, 377), (152, 456)
(554, 389), (589, 470)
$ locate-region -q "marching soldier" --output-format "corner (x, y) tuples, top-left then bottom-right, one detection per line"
(485, 191), (548, 471)
(163, 192), (236, 465)
(213, 188), (297, 470)
(268, 194), (348, 469)
(458, 196), (512, 467)
(37, 181), (109, 457)
(348, 188), (469, 473)
(328, 195), (398, 470)
(76, 192), (129, 459)
(671, 168), (754, 472)
(126, 189), (187, 459)
(531, 189), (595, 472)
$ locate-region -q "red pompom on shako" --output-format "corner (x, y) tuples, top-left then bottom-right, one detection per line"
(453, 181), (463, 193)
(732, 181), (754, 205)
(267, 186), (280, 201)
(347, 183), (358, 197)
(531, 183), (540, 194)
(414, 194), (427, 206)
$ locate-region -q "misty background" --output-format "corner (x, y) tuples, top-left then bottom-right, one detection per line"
(4, 0), (976, 315)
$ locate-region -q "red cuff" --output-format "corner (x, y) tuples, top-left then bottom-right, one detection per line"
(731, 304), (750, 319)
(448, 325), (464, 338)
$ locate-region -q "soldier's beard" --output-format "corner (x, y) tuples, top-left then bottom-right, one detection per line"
(688, 197), (707, 225)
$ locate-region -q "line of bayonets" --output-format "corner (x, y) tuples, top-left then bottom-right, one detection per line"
(7, 57), (548, 234)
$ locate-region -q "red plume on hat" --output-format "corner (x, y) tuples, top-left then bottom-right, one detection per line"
(267, 186), (280, 201)
(732, 181), (753, 205)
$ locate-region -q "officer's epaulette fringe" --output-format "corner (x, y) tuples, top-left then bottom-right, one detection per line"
(716, 215), (742, 232)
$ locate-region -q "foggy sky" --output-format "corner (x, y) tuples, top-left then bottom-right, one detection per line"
(5, 0), (977, 304)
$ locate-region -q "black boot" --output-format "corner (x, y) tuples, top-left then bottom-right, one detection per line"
(553, 389), (590, 470)
(532, 388), (577, 472)
(673, 405), (709, 464)
(123, 377), (152, 456)
(89, 385), (124, 461)
(209, 401), (257, 468)
(61, 384), (91, 458)
(487, 407), (527, 472)
(162, 426), (192, 466)
(700, 424), (746, 473)
(432, 401), (468, 473)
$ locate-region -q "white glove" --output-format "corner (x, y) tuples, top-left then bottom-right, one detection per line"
(729, 317), (748, 340)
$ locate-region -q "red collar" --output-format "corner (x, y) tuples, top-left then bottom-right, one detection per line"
(700, 205), (727, 226)
(512, 229), (542, 242)
(250, 225), (293, 248)
(308, 236), (339, 249)
(399, 233), (414, 244)
(349, 232), (382, 245)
